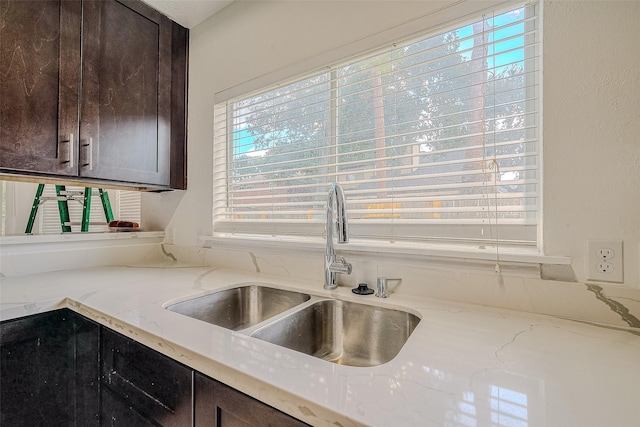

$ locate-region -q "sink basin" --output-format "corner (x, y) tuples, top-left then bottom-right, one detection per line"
(166, 284), (420, 367)
(251, 299), (420, 367)
(165, 285), (310, 331)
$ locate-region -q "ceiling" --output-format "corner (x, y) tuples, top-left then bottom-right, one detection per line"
(142, 0), (235, 28)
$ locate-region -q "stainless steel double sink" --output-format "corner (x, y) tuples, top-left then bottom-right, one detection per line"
(165, 284), (420, 367)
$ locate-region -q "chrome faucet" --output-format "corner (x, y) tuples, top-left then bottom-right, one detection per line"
(324, 183), (352, 289)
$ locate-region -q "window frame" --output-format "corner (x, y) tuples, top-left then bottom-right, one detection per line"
(213, 0), (542, 251)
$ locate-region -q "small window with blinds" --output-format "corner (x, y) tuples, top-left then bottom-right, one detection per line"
(214, 2), (540, 247)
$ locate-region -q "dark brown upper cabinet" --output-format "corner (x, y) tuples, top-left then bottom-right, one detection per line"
(0, 0), (81, 177)
(0, 0), (188, 189)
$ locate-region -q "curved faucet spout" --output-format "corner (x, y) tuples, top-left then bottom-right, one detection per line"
(325, 183), (351, 289)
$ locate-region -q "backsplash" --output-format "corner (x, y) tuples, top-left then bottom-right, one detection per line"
(0, 233), (163, 277)
(161, 243), (640, 331)
(2, 238), (638, 331)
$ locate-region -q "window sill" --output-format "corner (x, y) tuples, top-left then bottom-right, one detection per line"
(0, 231), (165, 247)
(200, 233), (571, 266)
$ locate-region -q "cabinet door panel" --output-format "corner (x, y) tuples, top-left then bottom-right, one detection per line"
(101, 387), (159, 427)
(74, 311), (101, 425)
(195, 373), (309, 427)
(0, 0), (80, 175)
(101, 327), (193, 426)
(0, 311), (71, 425)
(0, 309), (100, 426)
(80, 0), (171, 186)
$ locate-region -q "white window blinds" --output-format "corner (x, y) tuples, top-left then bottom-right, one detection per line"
(116, 190), (141, 224)
(213, 2), (540, 246)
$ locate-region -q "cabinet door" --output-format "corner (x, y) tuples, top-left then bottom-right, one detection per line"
(101, 387), (158, 427)
(195, 373), (309, 427)
(80, 0), (172, 186)
(0, 309), (100, 426)
(73, 310), (102, 425)
(0, 0), (81, 175)
(101, 327), (193, 426)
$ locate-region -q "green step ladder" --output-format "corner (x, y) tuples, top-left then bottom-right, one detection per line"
(25, 184), (114, 234)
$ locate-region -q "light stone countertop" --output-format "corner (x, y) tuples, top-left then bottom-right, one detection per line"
(1, 264), (639, 427)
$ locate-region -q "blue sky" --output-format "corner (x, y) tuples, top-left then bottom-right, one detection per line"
(458, 8), (526, 71)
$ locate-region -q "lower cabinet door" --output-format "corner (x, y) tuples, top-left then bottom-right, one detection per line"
(101, 386), (159, 426)
(0, 309), (100, 426)
(101, 327), (193, 426)
(194, 373), (308, 427)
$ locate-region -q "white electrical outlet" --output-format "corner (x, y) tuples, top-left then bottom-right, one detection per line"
(596, 248), (615, 260)
(586, 240), (623, 283)
(596, 262), (614, 273)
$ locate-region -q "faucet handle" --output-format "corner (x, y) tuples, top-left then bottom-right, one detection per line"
(329, 257), (352, 275)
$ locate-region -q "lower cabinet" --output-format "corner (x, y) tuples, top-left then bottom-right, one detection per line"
(0, 309), (309, 427)
(195, 373), (308, 427)
(0, 309), (100, 426)
(101, 328), (193, 426)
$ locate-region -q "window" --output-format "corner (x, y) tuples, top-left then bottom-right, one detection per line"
(214, 2), (540, 247)
(39, 186), (141, 233)
(0, 181), (141, 235)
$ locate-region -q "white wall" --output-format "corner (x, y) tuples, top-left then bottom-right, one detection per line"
(162, 0), (640, 287)
(541, 0), (640, 286)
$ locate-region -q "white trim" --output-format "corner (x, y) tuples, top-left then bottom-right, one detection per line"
(200, 233), (570, 266)
(0, 231), (164, 246)
(536, 0), (545, 253)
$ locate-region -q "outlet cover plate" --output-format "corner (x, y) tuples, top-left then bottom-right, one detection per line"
(586, 240), (623, 283)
